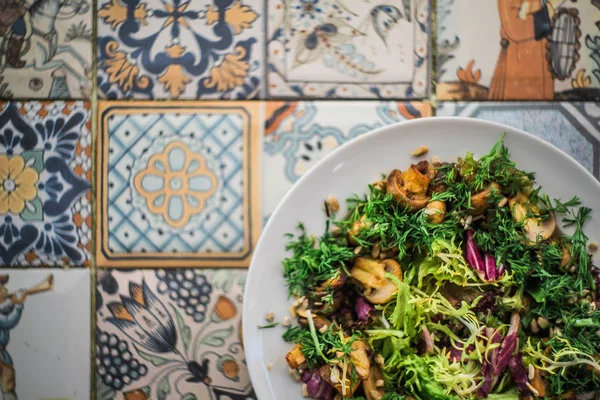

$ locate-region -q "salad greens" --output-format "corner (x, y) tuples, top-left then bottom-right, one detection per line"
(281, 136), (600, 399)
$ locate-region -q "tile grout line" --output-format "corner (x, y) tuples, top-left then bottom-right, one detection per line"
(90, 0), (99, 395)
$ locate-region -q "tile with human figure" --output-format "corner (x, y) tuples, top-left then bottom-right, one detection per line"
(437, 0), (600, 101)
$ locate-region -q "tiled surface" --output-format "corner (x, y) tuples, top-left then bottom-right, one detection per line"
(0, 0), (93, 99)
(262, 101), (432, 219)
(437, 0), (600, 101)
(96, 101), (261, 268)
(96, 269), (255, 400)
(0, 101), (92, 267)
(437, 102), (600, 178)
(0, 269), (90, 399)
(266, 0), (431, 98)
(97, 0), (264, 99)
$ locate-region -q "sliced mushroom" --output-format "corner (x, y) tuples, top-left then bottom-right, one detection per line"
(348, 215), (370, 245)
(318, 364), (361, 396)
(425, 200), (446, 224)
(350, 258), (402, 304)
(386, 169), (430, 211)
(349, 340), (371, 380)
(531, 368), (547, 398)
(508, 193), (556, 243)
(470, 183), (501, 215)
(286, 344), (306, 369)
(363, 364), (385, 400)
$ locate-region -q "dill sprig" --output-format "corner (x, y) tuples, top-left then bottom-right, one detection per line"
(282, 223), (355, 298)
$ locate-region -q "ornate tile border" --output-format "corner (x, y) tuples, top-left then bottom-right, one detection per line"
(0, 0), (92, 99)
(0, 101), (92, 267)
(437, 102), (600, 178)
(96, 0), (264, 99)
(266, 0), (431, 98)
(96, 101), (261, 268)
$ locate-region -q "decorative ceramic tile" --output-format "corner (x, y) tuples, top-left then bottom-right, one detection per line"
(0, 101), (92, 267)
(266, 0), (431, 98)
(437, 102), (600, 178)
(262, 101), (432, 219)
(437, 0), (600, 101)
(96, 0), (264, 99)
(0, 269), (90, 399)
(96, 269), (255, 400)
(96, 101), (261, 268)
(0, 0), (92, 99)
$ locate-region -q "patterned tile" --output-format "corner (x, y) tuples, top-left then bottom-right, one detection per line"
(437, 0), (600, 101)
(0, 0), (93, 99)
(262, 101), (432, 219)
(97, 0), (264, 99)
(0, 269), (90, 399)
(437, 102), (600, 178)
(266, 0), (431, 99)
(96, 101), (261, 268)
(0, 101), (92, 267)
(95, 269), (255, 400)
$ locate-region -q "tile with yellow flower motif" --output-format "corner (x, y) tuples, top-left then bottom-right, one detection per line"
(437, 0), (600, 101)
(97, 0), (264, 99)
(96, 101), (261, 268)
(0, 101), (92, 267)
(96, 268), (256, 400)
(266, 0), (431, 98)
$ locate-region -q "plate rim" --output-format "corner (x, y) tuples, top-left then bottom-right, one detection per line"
(243, 116), (600, 399)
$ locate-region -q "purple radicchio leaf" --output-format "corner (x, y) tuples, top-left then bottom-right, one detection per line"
(465, 230), (485, 280)
(355, 296), (374, 322)
(509, 354), (531, 396)
(494, 314), (520, 375)
(477, 360), (493, 398)
(306, 372), (334, 399)
(484, 253), (497, 281)
(497, 263), (505, 278)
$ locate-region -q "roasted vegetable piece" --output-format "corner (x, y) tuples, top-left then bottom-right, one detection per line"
(351, 258), (403, 304)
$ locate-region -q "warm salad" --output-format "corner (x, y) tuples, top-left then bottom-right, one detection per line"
(274, 137), (600, 399)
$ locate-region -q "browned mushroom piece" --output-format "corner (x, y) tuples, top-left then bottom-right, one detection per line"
(350, 258), (402, 304)
(348, 215), (370, 245)
(349, 340), (371, 380)
(425, 200), (446, 224)
(508, 193), (556, 243)
(469, 183), (501, 215)
(317, 364), (361, 396)
(531, 368), (547, 398)
(362, 364), (385, 400)
(386, 168), (430, 212)
(285, 344), (306, 369)
(560, 243), (571, 269)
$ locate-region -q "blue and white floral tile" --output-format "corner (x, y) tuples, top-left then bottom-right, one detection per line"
(262, 101), (432, 219)
(96, 101), (261, 268)
(0, 269), (90, 399)
(437, 0), (600, 101)
(97, 0), (264, 99)
(96, 269), (255, 400)
(0, 0), (92, 99)
(266, 0), (431, 99)
(0, 101), (92, 267)
(437, 102), (600, 179)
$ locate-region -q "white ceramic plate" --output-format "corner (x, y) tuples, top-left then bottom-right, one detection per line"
(243, 117), (600, 400)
